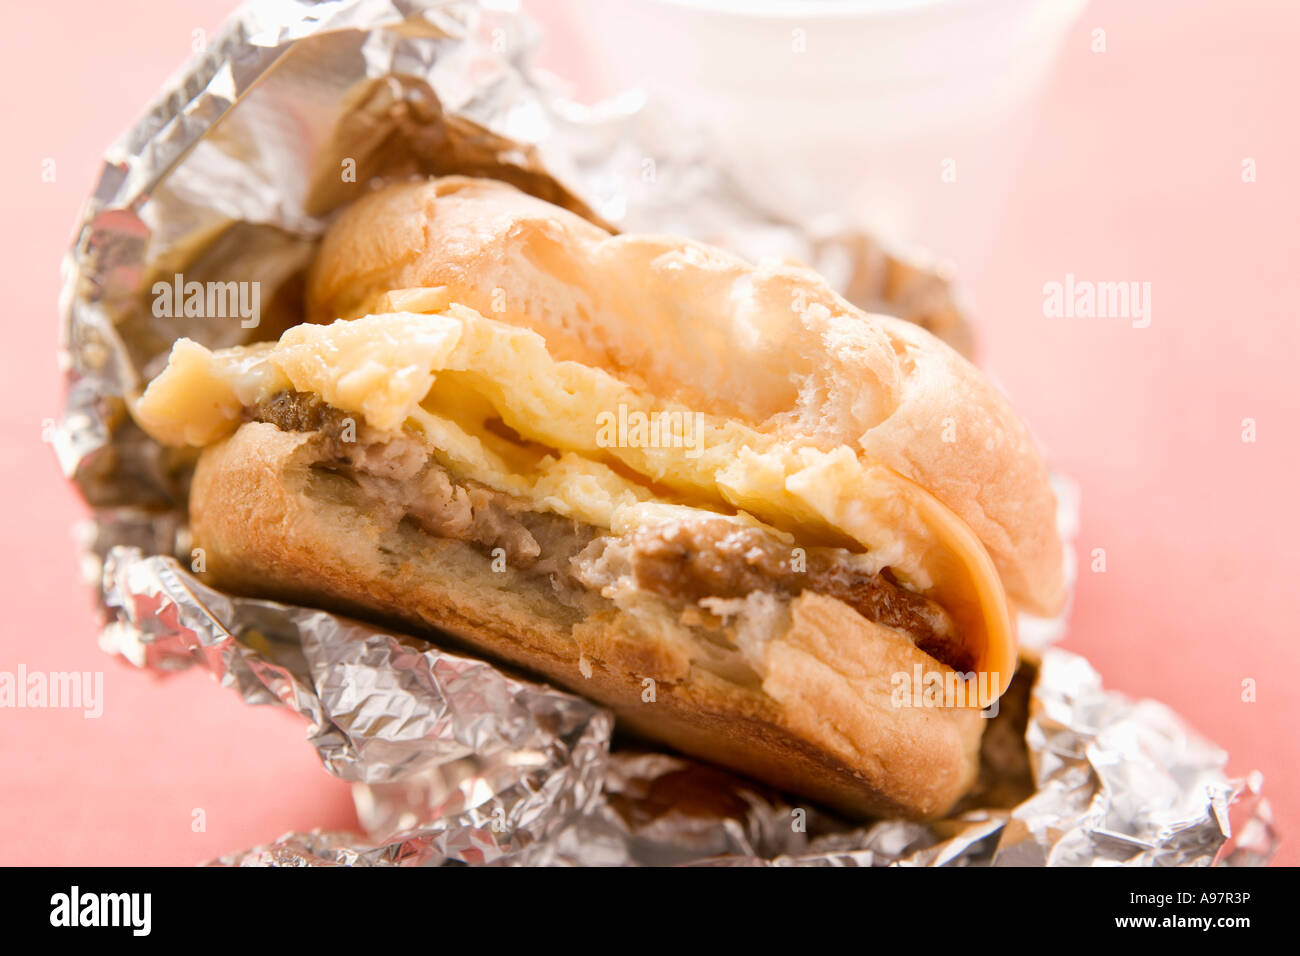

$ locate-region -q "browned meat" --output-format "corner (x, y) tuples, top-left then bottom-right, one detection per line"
(249, 390), (969, 670)
(252, 390), (351, 441)
(625, 519), (969, 672)
(251, 391), (598, 575)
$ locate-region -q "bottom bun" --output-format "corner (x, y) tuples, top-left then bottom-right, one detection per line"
(190, 422), (984, 819)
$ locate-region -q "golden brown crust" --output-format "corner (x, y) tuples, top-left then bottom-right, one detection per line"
(192, 422), (983, 819)
(307, 176), (1064, 615)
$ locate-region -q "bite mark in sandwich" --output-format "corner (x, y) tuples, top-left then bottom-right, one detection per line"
(130, 176), (1065, 819)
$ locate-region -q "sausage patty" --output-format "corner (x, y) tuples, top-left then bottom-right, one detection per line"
(250, 390), (968, 671)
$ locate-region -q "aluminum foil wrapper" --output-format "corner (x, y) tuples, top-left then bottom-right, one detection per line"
(59, 0), (1275, 866)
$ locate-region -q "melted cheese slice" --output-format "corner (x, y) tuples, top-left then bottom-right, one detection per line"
(132, 291), (1015, 697)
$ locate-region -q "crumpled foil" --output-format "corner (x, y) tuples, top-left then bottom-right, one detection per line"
(58, 0), (1276, 866)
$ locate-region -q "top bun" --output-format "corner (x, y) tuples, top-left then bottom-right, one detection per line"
(308, 176), (1064, 616)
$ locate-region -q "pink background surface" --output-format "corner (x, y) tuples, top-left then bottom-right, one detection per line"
(1, 0), (1296, 865)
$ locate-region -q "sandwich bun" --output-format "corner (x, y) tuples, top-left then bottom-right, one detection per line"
(135, 175), (1065, 818)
